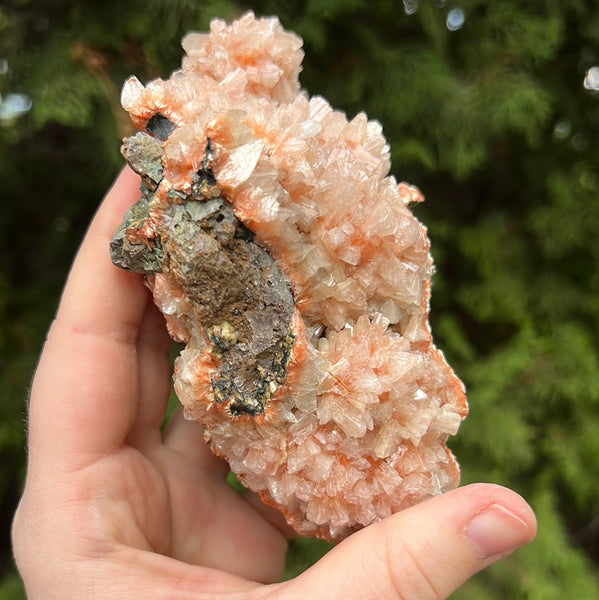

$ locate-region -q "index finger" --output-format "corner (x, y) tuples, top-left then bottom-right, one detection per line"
(28, 167), (150, 472)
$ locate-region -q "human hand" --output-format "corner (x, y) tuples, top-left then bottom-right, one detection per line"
(12, 168), (536, 599)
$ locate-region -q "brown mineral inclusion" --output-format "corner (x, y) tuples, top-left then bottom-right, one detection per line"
(112, 133), (295, 415)
(110, 12), (468, 541)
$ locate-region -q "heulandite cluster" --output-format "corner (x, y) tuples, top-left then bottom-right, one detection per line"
(110, 12), (468, 541)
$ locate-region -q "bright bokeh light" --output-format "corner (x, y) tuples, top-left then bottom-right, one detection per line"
(583, 66), (599, 91)
(0, 93), (32, 120)
(402, 0), (420, 15)
(446, 8), (465, 31)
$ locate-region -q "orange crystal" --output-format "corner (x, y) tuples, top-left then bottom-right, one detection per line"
(113, 11), (468, 540)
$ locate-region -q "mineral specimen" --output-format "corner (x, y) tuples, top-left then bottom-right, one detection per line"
(110, 12), (468, 541)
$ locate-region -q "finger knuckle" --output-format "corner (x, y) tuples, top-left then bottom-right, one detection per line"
(383, 529), (442, 600)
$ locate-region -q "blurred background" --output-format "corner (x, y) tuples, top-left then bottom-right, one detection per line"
(2, 0), (599, 597)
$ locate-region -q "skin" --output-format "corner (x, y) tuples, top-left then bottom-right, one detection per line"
(12, 168), (537, 599)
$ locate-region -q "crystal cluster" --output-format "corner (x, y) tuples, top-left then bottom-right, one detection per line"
(110, 12), (468, 541)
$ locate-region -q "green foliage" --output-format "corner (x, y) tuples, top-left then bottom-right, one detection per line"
(0, 572), (25, 600)
(2, 0), (599, 597)
(283, 537), (334, 580)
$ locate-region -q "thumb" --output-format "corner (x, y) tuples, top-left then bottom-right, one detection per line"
(277, 483), (536, 600)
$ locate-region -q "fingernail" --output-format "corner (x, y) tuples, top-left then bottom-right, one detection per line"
(465, 504), (532, 564)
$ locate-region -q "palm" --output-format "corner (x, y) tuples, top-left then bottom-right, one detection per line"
(69, 295), (287, 583)
(105, 404), (287, 578)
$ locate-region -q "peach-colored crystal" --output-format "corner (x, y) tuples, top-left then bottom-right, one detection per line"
(115, 12), (467, 541)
